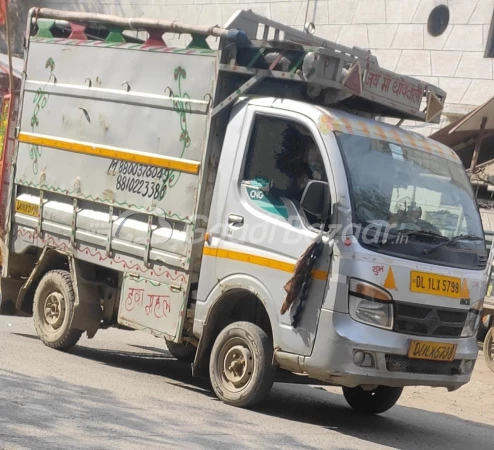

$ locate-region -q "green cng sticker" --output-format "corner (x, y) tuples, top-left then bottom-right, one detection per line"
(245, 186), (289, 219)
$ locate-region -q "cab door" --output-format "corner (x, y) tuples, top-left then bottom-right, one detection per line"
(213, 105), (334, 356)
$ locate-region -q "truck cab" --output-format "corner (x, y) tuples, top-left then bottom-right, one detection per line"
(197, 96), (487, 394)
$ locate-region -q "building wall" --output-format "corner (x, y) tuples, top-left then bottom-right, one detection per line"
(2, 1), (40, 56)
(10, 0), (494, 132)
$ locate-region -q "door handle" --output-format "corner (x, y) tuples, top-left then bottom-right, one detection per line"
(228, 214), (244, 226)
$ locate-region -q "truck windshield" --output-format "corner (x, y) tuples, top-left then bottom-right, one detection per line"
(335, 132), (486, 269)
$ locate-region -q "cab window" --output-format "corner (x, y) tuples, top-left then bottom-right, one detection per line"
(243, 115), (327, 204)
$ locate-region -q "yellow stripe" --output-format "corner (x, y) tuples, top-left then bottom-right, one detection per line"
(203, 247), (328, 280)
(18, 132), (200, 175)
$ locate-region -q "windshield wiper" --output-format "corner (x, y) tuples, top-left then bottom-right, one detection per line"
(382, 229), (448, 245)
(423, 234), (484, 255)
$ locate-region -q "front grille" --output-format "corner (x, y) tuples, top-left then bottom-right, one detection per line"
(385, 355), (463, 376)
(394, 302), (467, 338)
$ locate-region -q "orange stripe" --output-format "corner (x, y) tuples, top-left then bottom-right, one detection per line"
(374, 125), (387, 141)
(357, 120), (371, 136)
(390, 129), (403, 146)
(340, 118), (354, 134)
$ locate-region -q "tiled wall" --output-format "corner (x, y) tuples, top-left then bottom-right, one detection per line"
(39, 0), (494, 117)
(15, 1), (494, 132)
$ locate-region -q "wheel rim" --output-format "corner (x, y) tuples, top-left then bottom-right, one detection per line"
(217, 337), (255, 394)
(42, 292), (66, 332)
(487, 332), (494, 362)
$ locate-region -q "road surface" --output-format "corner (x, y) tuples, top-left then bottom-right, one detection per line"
(1, 316), (493, 450)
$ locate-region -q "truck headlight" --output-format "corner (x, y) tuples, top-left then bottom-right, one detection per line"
(348, 279), (394, 330)
(461, 300), (483, 338)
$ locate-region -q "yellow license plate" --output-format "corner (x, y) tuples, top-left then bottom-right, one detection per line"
(408, 340), (457, 362)
(15, 199), (40, 218)
(410, 271), (461, 298)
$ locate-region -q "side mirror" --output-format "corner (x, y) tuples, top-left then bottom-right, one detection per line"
(301, 180), (330, 218)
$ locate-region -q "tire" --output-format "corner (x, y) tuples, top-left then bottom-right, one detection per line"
(483, 327), (494, 372)
(165, 340), (197, 363)
(342, 385), (403, 414)
(478, 314), (492, 342)
(209, 321), (276, 408)
(33, 270), (83, 350)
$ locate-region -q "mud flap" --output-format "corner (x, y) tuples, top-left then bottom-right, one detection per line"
(69, 258), (102, 339)
(0, 278), (25, 315)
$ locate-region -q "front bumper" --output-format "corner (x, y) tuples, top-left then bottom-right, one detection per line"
(301, 309), (478, 389)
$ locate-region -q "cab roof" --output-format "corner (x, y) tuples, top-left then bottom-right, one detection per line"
(247, 97), (461, 164)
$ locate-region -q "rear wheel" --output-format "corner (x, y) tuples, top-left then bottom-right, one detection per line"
(209, 321), (276, 408)
(165, 340), (196, 362)
(483, 327), (494, 372)
(342, 385), (403, 414)
(33, 270), (82, 350)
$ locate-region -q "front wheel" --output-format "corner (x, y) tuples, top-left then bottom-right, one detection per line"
(483, 327), (494, 372)
(209, 321), (276, 408)
(342, 385), (403, 414)
(478, 314), (492, 342)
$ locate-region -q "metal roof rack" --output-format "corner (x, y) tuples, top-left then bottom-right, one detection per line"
(218, 10), (446, 123)
(31, 8), (446, 123)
